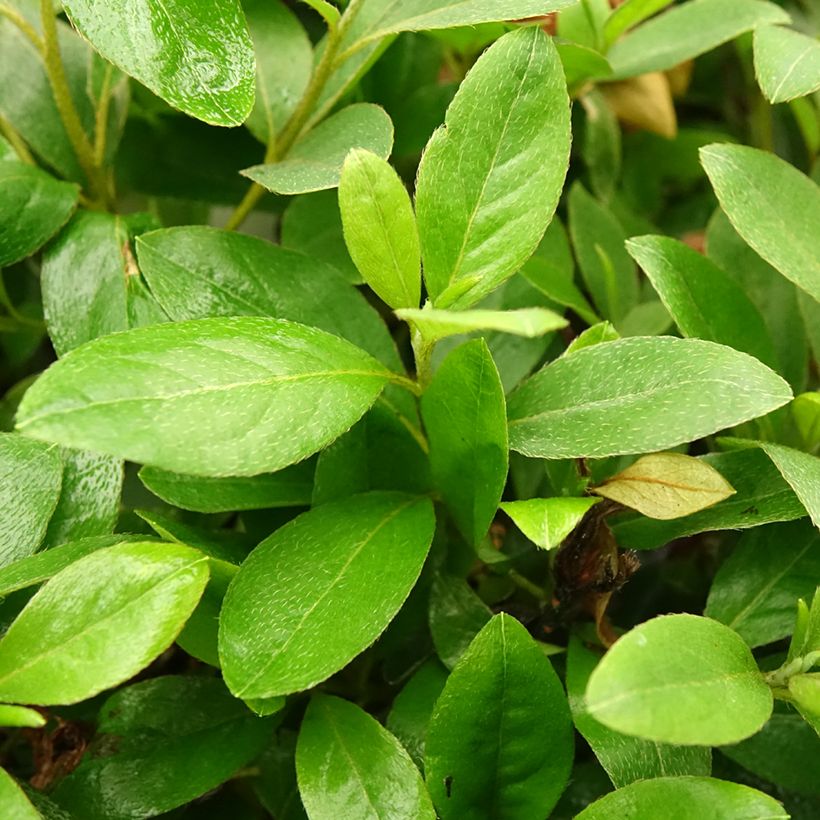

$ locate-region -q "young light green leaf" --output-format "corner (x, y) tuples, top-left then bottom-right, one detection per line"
(220, 492), (434, 698)
(564, 321), (620, 355)
(0, 705), (45, 729)
(586, 614), (773, 745)
(760, 443), (820, 530)
(591, 452), (735, 520)
(0, 542), (208, 705)
(428, 573), (492, 669)
(16, 317), (394, 477)
(140, 462), (313, 513)
(701, 143), (820, 302)
(416, 27), (571, 309)
(607, 0), (790, 79)
(425, 614), (574, 819)
(421, 340), (507, 547)
(61, 0), (256, 126)
(297, 695), (435, 820)
(339, 148), (420, 309)
(566, 637), (711, 787)
(754, 25), (820, 104)
(789, 673), (820, 720)
(0, 162), (77, 267)
(0, 433), (62, 568)
(0, 767), (39, 819)
(501, 497), (600, 550)
(136, 226), (401, 369)
(243, 104), (394, 195)
(576, 776), (789, 820)
(626, 235), (777, 368)
(603, 0), (675, 45)
(398, 306), (567, 343)
(508, 337), (792, 460)
(54, 676), (272, 820)
(244, 0), (312, 144)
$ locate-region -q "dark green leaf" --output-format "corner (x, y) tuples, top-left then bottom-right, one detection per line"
(428, 573), (492, 669)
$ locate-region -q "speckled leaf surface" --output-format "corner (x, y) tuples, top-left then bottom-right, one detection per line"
(0, 542), (208, 705)
(415, 27), (571, 309)
(15, 317), (393, 477)
(507, 337), (792, 459)
(425, 614), (574, 819)
(754, 25), (820, 104)
(61, 0), (256, 126)
(760, 443), (820, 529)
(220, 492), (435, 698)
(296, 695), (436, 820)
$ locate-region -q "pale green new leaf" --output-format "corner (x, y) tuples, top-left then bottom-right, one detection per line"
(701, 143), (820, 302)
(398, 306), (567, 342)
(0, 705), (45, 729)
(0, 542), (209, 705)
(15, 317), (393, 477)
(754, 25), (820, 104)
(416, 27), (571, 309)
(586, 614), (773, 745)
(501, 497), (600, 550)
(61, 0), (256, 126)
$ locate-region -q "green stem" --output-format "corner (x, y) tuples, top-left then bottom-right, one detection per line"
(0, 114), (34, 164)
(93, 61), (114, 168)
(224, 0), (366, 231)
(0, 3), (44, 54)
(410, 327), (435, 389)
(508, 569), (549, 602)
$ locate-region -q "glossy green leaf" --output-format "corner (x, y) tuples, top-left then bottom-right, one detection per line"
(507, 337), (792, 460)
(576, 776), (789, 819)
(339, 149), (420, 309)
(754, 25), (820, 104)
(501, 497), (600, 550)
(297, 694), (435, 820)
(591, 452), (735, 520)
(567, 637), (711, 787)
(54, 676), (272, 819)
(244, 0), (312, 143)
(220, 492), (435, 698)
(425, 614), (574, 818)
(603, 0), (675, 45)
(61, 0), (256, 126)
(16, 317), (393, 477)
(0, 768), (39, 819)
(0, 162), (77, 267)
(607, 0), (790, 79)
(705, 521), (820, 647)
(760, 443), (820, 530)
(701, 143), (820, 302)
(416, 27), (571, 309)
(568, 183), (638, 324)
(0, 433), (62, 567)
(140, 462), (313, 513)
(243, 104), (394, 195)
(626, 235), (777, 368)
(421, 340), (507, 547)
(0, 541), (208, 705)
(586, 614), (773, 745)
(0, 704), (45, 729)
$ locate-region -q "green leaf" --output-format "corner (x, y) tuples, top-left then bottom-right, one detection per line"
(0, 704), (45, 729)
(416, 27), (571, 309)
(607, 0), (790, 79)
(0, 768), (39, 819)
(603, 0), (675, 45)
(522, 257), (601, 326)
(244, 0), (312, 144)
(567, 183), (638, 324)
(626, 235), (778, 368)
(566, 637), (711, 787)
(586, 614), (773, 745)
(387, 659), (449, 770)
(398, 306), (567, 343)
(139, 462), (313, 513)
(701, 143), (820, 303)
(564, 321), (620, 355)
(793, 392), (820, 451)
(789, 673), (820, 719)
(591, 452), (735, 520)
(580, 89), (621, 201)
(61, 0), (256, 126)
(575, 776), (789, 819)
(296, 694), (436, 820)
(557, 42), (612, 90)
(54, 676), (272, 820)
(243, 104), (394, 195)
(507, 337), (792, 460)
(0, 433), (62, 567)
(220, 492), (434, 698)
(15, 317), (393, 477)
(421, 340), (507, 547)
(339, 149), (421, 309)
(501, 497), (600, 550)
(425, 614), (574, 818)
(136, 226), (401, 369)
(0, 541), (208, 705)
(754, 25), (820, 104)
(760, 443), (820, 530)
(0, 162), (77, 267)
(707, 521), (820, 648)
